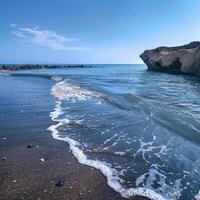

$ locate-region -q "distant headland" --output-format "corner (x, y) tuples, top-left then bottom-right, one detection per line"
(140, 41), (200, 76)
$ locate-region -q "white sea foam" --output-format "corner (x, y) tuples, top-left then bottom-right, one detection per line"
(133, 139), (168, 163)
(51, 76), (63, 82)
(136, 168), (183, 200)
(114, 151), (126, 156)
(104, 133), (118, 144)
(48, 102), (166, 200)
(195, 191), (200, 200)
(51, 79), (102, 101)
(0, 71), (11, 76)
(47, 78), (168, 200)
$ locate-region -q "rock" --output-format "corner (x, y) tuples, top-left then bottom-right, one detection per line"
(40, 158), (45, 162)
(140, 41), (200, 76)
(27, 144), (35, 148)
(55, 180), (64, 187)
(2, 157), (7, 161)
(0, 64), (94, 71)
(79, 192), (83, 196)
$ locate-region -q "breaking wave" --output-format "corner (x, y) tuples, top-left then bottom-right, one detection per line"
(47, 77), (176, 200)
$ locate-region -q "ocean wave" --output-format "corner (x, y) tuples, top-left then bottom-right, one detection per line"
(47, 78), (168, 200)
(123, 91), (200, 145)
(51, 77), (132, 111)
(51, 78), (103, 101)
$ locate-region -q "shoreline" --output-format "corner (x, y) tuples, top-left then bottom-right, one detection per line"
(0, 75), (147, 200)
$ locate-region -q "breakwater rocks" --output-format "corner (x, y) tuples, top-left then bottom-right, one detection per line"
(0, 64), (93, 71)
(140, 41), (200, 76)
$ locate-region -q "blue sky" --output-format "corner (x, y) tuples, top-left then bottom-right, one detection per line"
(1, 0), (200, 64)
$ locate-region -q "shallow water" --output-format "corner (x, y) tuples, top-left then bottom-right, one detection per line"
(4, 64), (200, 200)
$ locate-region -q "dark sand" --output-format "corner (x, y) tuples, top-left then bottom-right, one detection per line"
(0, 75), (148, 200)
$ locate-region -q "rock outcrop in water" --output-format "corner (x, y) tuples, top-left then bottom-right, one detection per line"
(140, 41), (200, 76)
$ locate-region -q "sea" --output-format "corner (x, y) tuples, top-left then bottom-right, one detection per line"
(2, 64), (200, 200)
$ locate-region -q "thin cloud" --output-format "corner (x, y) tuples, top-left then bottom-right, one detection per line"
(11, 25), (89, 51)
(10, 23), (17, 28)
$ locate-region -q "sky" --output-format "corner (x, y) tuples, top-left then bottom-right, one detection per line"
(0, 0), (200, 64)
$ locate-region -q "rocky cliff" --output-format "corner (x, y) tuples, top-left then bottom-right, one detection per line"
(140, 41), (200, 76)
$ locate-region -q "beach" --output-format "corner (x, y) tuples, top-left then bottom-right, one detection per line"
(1, 0), (200, 199)
(0, 74), (147, 200)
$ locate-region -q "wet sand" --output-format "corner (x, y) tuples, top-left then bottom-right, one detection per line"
(0, 75), (148, 200)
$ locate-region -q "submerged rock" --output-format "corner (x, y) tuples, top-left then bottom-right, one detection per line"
(140, 41), (200, 76)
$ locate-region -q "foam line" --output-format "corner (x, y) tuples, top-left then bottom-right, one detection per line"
(47, 78), (167, 200)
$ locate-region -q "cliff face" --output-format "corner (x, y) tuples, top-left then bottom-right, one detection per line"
(140, 41), (200, 76)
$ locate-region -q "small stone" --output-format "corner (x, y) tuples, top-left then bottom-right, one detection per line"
(27, 144), (35, 148)
(40, 158), (45, 162)
(55, 180), (64, 187)
(12, 180), (17, 183)
(2, 157), (7, 161)
(2, 137), (7, 140)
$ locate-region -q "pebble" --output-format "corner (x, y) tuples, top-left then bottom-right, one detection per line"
(55, 180), (64, 187)
(40, 158), (45, 162)
(3, 157), (7, 161)
(2, 137), (7, 140)
(27, 144), (35, 148)
(79, 192), (83, 196)
(12, 180), (17, 183)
